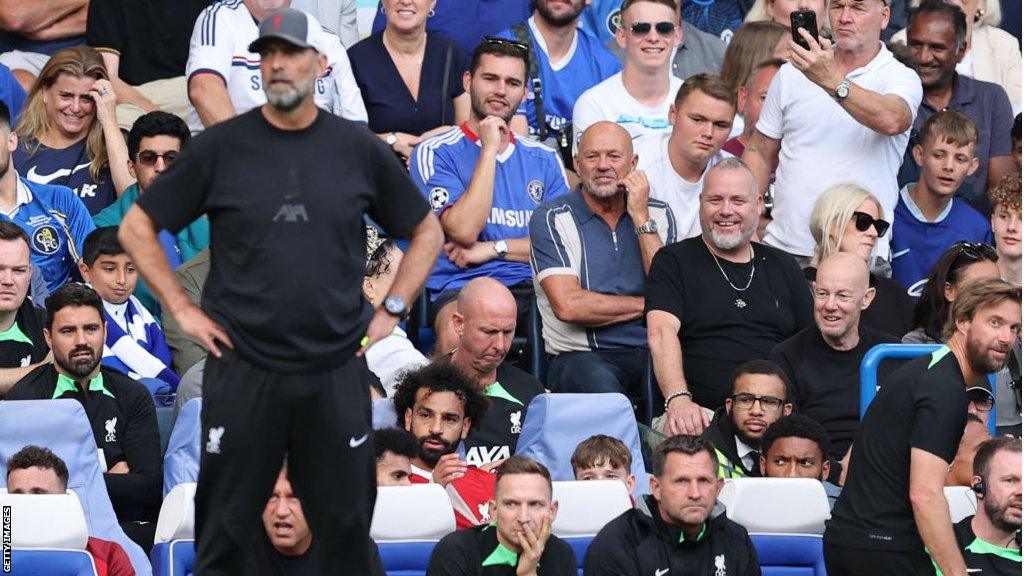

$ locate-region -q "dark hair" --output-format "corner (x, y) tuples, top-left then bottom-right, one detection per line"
(1013, 113), (1021, 143)
(373, 427), (418, 461)
(730, 359), (791, 398)
(495, 455), (552, 497)
(946, 278), (1022, 339)
(0, 221), (30, 249)
(652, 435), (717, 477)
(674, 73), (737, 110)
(6, 445), (69, 491)
(965, 412), (984, 425)
(127, 111), (190, 160)
(469, 38), (529, 80)
(366, 239), (397, 278)
(973, 436), (1021, 480)
(392, 362), (489, 430)
(571, 434), (632, 474)
(909, 0), (968, 51)
(760, 414), (829, 460)
(81, 226), (125, 267)
(45, 283), (104, 329)
(621, 0), (679, 20)
(912, 242), (999, 341)
(0, 100), (9, 131)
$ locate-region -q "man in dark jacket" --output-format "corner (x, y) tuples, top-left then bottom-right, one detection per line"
(702, 360), (793, 478)
(584, 434), (761, 576)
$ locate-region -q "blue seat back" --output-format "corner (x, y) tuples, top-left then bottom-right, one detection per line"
(515, 393), (649, 493)
(163, 398), (201, 496)
(0, 400), (151, 575)
(151, 539), (195, 576)
(750, 534), (826, 576)
(9, 549), (98, 576)
(377, 541), (438, 576)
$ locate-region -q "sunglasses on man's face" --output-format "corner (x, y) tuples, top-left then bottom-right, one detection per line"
(851, 211), (890, 237)
(629, 21), (677, 36)
(136, 150), (178, 166)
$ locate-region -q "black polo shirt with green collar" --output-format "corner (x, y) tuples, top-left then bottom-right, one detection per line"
(5, 364), (162, 516)
(0, 298), (48, 372)
(426, 522), (577, 576)
(945, 516), (1022, 575)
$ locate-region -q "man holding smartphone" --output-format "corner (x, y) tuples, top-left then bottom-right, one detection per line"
(741, 0), (921, 268)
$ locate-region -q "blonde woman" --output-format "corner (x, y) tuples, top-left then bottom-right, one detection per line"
(718, 21), (788, 138)
(14, 46), (132, 215)
(808, 182), (914, 337)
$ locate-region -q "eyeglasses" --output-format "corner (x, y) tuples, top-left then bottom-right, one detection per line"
(629, 21), (677, 36)
(481, 36), (529, 57)
(967, 388), (994, 411)
(730, 393), (786, 411)
(851, 211), (890, 237)
(136, 150), (178, 166)
(956, 241), (998, 262)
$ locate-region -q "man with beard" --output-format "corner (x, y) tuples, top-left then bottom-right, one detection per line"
(702, 360), (793, 478)
(824, 278), (1021, 576)
(119, 8), (444, 575)
(645, 158), (812, 436)
(410, 38), (571, 313)
(392, 361), (495, 529)
(953, 436), (1022, 573)
(5, 283), (161, 549)
(531, 121), (674, 395)
(494, 0), (620, 143)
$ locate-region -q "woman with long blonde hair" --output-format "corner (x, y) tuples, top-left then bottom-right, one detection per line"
(14, 46), (132, 214)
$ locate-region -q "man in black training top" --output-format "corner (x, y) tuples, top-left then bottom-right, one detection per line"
(953, 436), (1021, 574)
(825, 278), (1021, 576)
(427, 455), (577, 576)
(0, 221), (49, 395)
(584, 434), (761, 576)
(6, 283), (161, 550)
(117, 8), (444, 575)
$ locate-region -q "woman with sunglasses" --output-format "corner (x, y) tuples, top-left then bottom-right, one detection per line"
(348, 0), (470, 162)
(808, 183), (914, 337)
(14, 46), (132, 215)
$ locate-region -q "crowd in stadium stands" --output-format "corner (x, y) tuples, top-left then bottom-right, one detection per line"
(0, 0), (1021, 573)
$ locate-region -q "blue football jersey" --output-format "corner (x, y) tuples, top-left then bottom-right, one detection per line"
(578, 0), (624, 45)
(13, 139), (118, 215)
(410, 124), (571, 294)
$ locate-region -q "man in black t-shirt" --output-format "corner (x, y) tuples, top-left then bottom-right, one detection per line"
(427, 456), (576, 576)
(770, 253), (897, 464)
(0, 221), (49, 396)
(446, 278), (545, 467)
(645, 157), (812, 436)
(825, 278), (1021, 576)
(118, 10), (444, 576)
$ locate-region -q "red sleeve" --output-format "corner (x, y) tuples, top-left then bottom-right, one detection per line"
(86, 537), (137, 576)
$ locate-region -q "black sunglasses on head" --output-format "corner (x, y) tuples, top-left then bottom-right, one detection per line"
(851, 211), (890, 237)
(481, 36), (529, 56)
(629, 21), (677, 36)
(956, 241), (998, 261)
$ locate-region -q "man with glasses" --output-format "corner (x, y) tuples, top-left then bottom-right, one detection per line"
(742, 0), (921, 266)
(825, 278), (1021, 576)
(572, 0), (683, 146)
(702, 359), (793, 478)
(93, 111), (208, 315)
(770, 252), (897, 470)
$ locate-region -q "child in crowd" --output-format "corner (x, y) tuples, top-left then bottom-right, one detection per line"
(892, 110), (993, 294)
(571, 434), (636, 497)
(79, 227), (179, 386)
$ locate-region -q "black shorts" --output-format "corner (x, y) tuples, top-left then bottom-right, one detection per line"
(824, 542), (934, 576)
(193, 348), (376, 575)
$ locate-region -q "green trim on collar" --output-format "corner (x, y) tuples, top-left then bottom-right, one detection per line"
(966, 536), (1022, 561)
(0, 320), (32, 346)
(927, 345), (952, 369)
(482, 542), (519, 567)
(52, 372), (114, 400)
(679, 523), (707, 543)
(483, 381), (523, 406)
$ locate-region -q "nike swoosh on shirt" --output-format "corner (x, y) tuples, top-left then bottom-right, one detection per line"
(349, 434), (369, 448)
(25, 162), (90, 184)
(655, 569), (670, 576)
(891, 248), (911, 259)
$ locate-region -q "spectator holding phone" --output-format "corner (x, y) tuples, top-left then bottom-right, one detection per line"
(742, 0), (922, 267)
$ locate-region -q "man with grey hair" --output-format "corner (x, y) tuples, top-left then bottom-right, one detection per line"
(645, 158), (812, 435)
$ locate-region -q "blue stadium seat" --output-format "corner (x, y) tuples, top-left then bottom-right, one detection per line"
(751, 534), (827, 576)
(371, 484), (456, 576)
(163, 398), (201, 497)
(151, 483), (196, 576)
(515, 393), (650, 493)
(550, 480), (633, 575)
(0, 399), (152, 575)
(0, 491), (98, 576)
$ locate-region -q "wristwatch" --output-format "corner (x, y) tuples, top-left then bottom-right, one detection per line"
(835, 78), (851, 102)
(385, 132), (398, 146)
(383, 295), (408, 319)
(493, 239), (509, 259)
(634, 219), (658, 235)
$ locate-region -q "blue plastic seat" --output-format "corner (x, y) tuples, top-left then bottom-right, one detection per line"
(372, 484), (456, 576)
(9, 549), (99, 576)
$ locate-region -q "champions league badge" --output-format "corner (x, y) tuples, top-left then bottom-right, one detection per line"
(527, 180), (545, 204)
(429, 187), (450, 210)
(32, 225), (61, 255)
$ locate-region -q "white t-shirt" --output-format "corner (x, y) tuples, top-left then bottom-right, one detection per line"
(756, 43), (922, 258)
(572, 72), (683, 148)
(635, 132), (732, 240)
(185, 0), (367, 132)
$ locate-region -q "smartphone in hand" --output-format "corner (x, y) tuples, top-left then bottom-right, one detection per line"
(790, 10), (819, 50)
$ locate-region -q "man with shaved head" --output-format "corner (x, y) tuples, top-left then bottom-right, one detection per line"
(445, 277), (544, 467)
(770, 252), (897, 467)
(530, 121), (676, 395)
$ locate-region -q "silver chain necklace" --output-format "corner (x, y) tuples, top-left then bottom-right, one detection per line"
(705, 240), (755, 308)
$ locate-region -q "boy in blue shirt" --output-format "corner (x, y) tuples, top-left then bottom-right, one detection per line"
(892, 110), (993, 295)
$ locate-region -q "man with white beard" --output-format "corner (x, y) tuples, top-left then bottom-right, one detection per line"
(644, 157), (812, 435)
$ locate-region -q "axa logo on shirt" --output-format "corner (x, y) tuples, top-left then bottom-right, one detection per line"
(489, 207), (533, 228)
(465, 445), (510, 466)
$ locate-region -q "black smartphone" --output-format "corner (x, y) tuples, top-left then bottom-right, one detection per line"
(790, 10), (819, 50)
